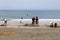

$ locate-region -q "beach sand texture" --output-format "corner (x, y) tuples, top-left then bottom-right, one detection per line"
(0, 25), (60, 40)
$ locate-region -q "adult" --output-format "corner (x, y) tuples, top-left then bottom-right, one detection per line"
(32, 17), (35, 24)
(3, 18), (7, 25)
(54, 23), (57, 28)
(36, 16), (39, 24)
(50, 22), (53, 27)
(20, 17), (23, 24)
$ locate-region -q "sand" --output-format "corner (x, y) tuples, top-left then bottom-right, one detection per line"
(0, 25), (60, 40)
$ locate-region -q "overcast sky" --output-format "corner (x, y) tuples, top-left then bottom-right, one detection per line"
(0, 0), (60, 10)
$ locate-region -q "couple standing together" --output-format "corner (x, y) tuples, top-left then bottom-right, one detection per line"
(32, 16), (39, 24)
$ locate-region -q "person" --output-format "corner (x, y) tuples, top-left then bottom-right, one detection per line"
(54, 23), (57, 28)
(20, 17), (23, 24)
(36, 16), (39, 24)
(32, 17), (35, 24)
(3, 18), (7, 25)
(50, 22), (53, 27)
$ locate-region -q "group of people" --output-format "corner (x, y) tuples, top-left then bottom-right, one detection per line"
(50, 22), (57, 28)
(32, 16), (39, 25)
(2, 17), (58, 28)
(2, 16), (39, 26)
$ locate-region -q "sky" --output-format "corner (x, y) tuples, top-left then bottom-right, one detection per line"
(0, 0), (60, 10)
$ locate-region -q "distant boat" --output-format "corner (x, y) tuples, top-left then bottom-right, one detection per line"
(27, 14), (29, 16)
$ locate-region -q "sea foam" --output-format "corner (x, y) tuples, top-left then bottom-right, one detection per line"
(0, 19), (60, 25)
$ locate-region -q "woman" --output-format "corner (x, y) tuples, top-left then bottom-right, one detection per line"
(36, 16), (39, 24)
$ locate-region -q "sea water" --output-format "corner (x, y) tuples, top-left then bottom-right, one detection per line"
(0, 10), (60, 25)
(0, 10), (60, 19)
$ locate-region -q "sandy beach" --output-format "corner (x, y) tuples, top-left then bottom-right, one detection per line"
(0, 24), (60, 40)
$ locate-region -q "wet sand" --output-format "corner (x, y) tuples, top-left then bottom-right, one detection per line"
(0, 25), (60, 40)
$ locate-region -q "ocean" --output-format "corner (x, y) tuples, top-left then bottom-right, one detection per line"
(0, 10), (60, 25)
(0, 10), (60, 19)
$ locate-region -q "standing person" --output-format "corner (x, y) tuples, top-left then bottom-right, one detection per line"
(36, 16), (39, 24)
(20, 17), (23, 24)
(3, 18), (7, 25)
(32, 17), (35, 24)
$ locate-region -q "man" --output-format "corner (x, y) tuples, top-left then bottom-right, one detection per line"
(32, 17), (35, 24)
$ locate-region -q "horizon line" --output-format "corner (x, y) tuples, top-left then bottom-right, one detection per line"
(0, 9), (60, 10)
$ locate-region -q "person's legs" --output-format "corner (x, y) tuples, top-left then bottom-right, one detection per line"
(36, 20), (38, 24)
